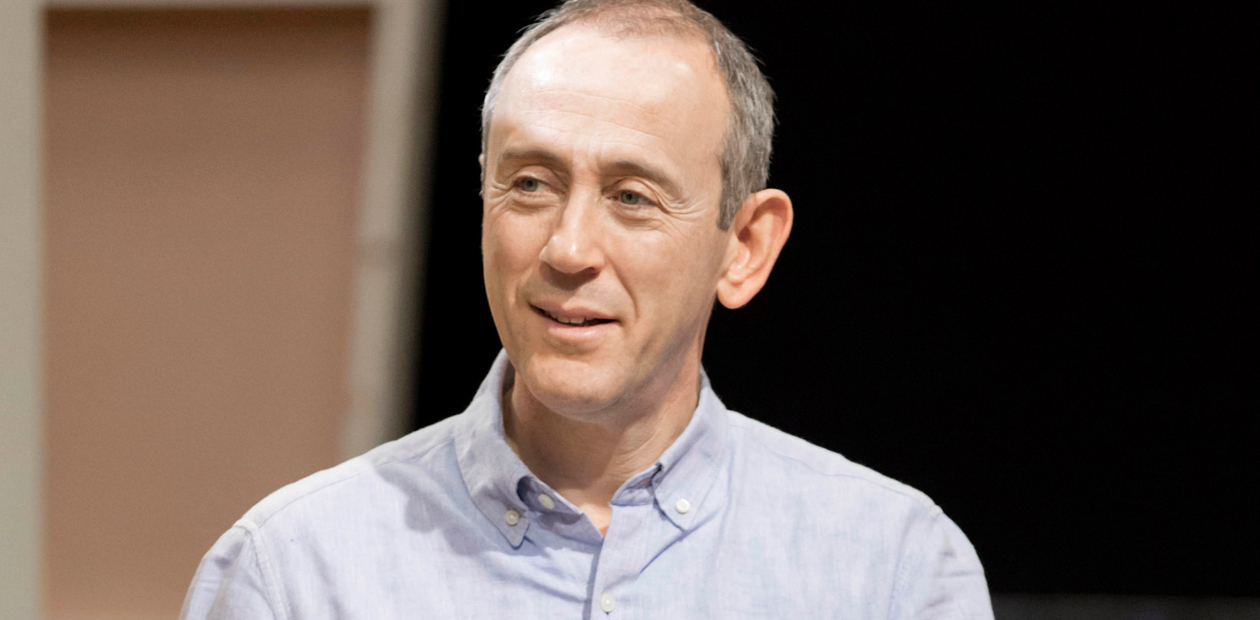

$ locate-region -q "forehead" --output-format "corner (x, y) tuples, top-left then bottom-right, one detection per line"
(491, 24), (729, 166)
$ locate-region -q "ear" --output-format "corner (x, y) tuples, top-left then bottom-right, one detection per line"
(716, 188), (794, 309)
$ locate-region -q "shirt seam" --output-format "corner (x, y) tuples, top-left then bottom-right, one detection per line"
(886, 509), (945, 619)
(235, 519), (289, 620)
(729, 418), (939, 509)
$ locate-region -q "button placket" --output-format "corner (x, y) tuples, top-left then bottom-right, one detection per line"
(588, 500), (664, 617)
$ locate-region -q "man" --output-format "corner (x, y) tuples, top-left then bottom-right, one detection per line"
(182, 0), (992, 617)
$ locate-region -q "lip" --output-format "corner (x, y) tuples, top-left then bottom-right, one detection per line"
(530, 300), (616, 323)
(530, 302), (618, 341)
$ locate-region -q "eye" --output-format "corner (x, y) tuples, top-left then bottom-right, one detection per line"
(516, 177), (544, 192)
(618, 190), (650, 206)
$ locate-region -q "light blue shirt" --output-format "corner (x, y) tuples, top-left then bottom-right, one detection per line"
(181, 350), (992, 619)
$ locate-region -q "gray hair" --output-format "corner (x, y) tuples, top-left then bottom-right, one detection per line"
(480, 0), (775, 230)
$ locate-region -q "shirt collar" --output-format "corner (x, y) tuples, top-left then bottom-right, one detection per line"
(454, 349), (730, 545)
(454, 350), (535, 547)
(637, 366), (729, 531)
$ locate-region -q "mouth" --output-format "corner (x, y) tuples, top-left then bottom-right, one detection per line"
(531, 305), (616, 327)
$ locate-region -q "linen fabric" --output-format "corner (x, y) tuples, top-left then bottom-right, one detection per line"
(181, 350), (993, 619)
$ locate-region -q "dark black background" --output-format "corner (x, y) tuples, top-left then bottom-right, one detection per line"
(408, 1), (1253, 596)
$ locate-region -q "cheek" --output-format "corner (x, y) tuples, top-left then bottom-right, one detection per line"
(483, 211), (549, 293)
(612, 230), (723, 321)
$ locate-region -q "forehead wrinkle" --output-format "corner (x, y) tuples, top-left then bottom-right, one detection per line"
(512, 102), (721, 165)
(498, 109), (692, 167)
(525, 65), (706, 106)
(513, 89), (689, 140)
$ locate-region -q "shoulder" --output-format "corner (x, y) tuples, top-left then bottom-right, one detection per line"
(722, 410), (990, 609)
(239, 413), (464, 531)
(725, 408), (987, 592)
(725, 410), (940, 517)
(182, 416), (471, 618)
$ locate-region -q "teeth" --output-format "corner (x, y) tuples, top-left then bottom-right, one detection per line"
(545, 310), (591, 326)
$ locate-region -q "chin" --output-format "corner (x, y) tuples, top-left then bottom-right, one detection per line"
(516, 352), (627, 418)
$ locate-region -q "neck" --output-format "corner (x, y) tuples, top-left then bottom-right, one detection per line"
(502, 353), (702, 535)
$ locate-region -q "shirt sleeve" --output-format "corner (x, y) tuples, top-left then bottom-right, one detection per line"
(888, 511), (994, 620)
(180, 522), (284, 620)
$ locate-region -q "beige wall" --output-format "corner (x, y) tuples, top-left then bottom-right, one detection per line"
(0, 1), (443, 618)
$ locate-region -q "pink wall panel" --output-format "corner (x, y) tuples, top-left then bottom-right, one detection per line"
(44, 9), (370, 617)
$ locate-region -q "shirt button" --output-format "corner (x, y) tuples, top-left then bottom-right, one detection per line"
(538, 493), (556, 510)
(505, 509), (521, 526)
(674, 498), (691, 514)
(599, 592), (615, 613)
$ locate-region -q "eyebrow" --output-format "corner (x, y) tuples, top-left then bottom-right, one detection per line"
(604, 159), (684, 198)
(495, 148), (685, 199)
(497, 148), (567, 171)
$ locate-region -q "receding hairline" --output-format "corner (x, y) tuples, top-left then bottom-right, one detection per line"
(560, 3), (714, 43)
(483, 5), (726, 148)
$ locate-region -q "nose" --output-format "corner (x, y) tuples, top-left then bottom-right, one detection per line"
(539, 190), (604, 276)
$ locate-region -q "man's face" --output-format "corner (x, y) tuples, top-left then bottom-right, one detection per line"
(482, 25), (733, 420)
